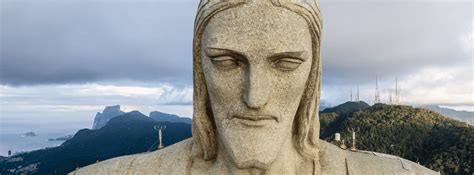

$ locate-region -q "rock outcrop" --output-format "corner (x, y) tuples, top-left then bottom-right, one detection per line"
(92, 105), (125, 130)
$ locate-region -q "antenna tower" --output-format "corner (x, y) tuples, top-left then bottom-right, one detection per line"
(356, 86), (360, 102)
(395, 77), (399, 105)
(389, 90), (393, 104)
(154, 125), (167, 149)
(350, 88), (353, 102)
(374, 76), (380, 104)
(348, 128), (359, 151)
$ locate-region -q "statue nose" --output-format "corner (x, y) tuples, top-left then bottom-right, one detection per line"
(244, 66), (270, 109)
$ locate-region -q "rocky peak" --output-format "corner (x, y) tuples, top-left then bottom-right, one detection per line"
(92, 105), (125, 130)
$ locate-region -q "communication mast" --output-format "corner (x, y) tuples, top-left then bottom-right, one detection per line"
(350, 88), (353, 102)
(356, 86), (360, 102)
(391, 77), (400, 105)
(351, 130), (356, 151)
(348, 128), (359, 151)
(395, 77), (398, 104)
(154, 125), (167, 149)
(389, 90), (393, 104)
(374, 76), (380, 104)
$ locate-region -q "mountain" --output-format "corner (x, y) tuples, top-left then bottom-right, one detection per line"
(420, 105), (473, 125)
(320, 103), (473, 175)
(92, 105), (125, 130)
(149, 111), (192, 124)
(319, 101), (371, 138)
(0, 111), (192, 175)
(321, 101), (370, 114)
(318, 101), (332, 111)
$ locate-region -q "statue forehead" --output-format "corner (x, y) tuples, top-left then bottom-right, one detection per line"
(201, 3), (311, 53)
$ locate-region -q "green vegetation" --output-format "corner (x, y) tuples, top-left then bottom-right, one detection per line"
(320, 102), (473, 175)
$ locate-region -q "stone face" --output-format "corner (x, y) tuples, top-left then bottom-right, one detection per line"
(200, 3), (313, 171)
(71, 1), (439, 174)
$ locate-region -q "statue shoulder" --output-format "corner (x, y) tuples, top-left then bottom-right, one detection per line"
(345, 150), (439, 175)
(69, 138), (193, 175)
(319, 140), (439, 175)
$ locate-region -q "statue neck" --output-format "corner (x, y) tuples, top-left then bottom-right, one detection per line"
(213, 137), (314, 175)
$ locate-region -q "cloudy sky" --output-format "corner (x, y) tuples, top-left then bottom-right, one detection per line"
(1, 0), (473, 131)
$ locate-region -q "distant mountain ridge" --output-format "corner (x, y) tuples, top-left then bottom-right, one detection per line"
(92, 106), (193, 130)
(149, 111), (192, 124)
(420, 105), (473, 125)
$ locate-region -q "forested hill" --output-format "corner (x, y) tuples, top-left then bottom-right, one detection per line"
(321, 101), (370, 114)
(320, 103), (473, 175)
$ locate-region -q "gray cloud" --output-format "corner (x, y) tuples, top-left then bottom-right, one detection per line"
(0, 0), (472, 107)
(1, 0), (198, 85)
(320, 1), (472, 86)
(2, 0), (470, 86)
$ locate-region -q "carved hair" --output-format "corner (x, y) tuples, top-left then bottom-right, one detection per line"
(192, 0), (323, 161)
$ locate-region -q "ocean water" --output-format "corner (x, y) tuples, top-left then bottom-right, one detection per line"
(0, 130), (76, 156)
(0, 114), (92, 157)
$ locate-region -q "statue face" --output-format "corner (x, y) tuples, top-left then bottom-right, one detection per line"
(201, 3), (313, 170)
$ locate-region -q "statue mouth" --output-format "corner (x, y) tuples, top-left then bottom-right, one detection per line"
(233, 115), (278, 127)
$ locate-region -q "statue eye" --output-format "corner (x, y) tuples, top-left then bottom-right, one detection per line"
(272, 58), (303, 71)
(211, 56), (240, 69)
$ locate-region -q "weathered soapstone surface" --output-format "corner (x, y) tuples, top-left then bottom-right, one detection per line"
(71, 139), (438, 175)
(71, 1), (439, 174)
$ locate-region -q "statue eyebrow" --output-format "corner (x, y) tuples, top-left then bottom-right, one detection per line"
(268, 51), (306, 61)
(205, 48), (305, 62)
(204, 47), (247, 61)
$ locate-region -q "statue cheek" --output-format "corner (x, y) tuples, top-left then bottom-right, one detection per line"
(272, 63), (311, 109)
(204, 67), (244, 105)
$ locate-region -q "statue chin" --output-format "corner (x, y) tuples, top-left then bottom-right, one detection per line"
(218, 125), (286, 171)
(233, 159), (270, 171)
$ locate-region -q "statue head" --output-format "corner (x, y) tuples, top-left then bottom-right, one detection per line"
(192, 0), (322, 170)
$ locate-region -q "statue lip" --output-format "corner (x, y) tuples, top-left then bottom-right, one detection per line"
(233, 115), (278, 127)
